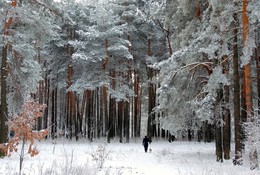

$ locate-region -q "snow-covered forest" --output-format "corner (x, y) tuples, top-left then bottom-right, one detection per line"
(0, 0), (260, 174)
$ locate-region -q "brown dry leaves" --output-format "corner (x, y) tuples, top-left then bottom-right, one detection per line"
(0, 100), (48, 157)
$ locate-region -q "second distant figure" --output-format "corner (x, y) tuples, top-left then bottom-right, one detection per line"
(142, 136), (150, 153)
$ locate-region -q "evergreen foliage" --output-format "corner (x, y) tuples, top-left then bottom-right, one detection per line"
(0, 0), (259, 169)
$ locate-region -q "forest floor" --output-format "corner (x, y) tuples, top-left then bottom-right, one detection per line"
(0, 138), (259, 175)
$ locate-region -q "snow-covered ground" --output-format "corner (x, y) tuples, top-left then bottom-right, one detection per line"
(0, 138), (259, 175)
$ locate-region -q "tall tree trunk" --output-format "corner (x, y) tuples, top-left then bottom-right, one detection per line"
(87, 90), (93, 141)
(51, 88), (57, 139)
(103, 38), (109, 143)
(124, 101), (130, 143)
(242, 0), (258, 169)
(133, 69), (140, 137)
(138, 86), (142, 137)
(124, 64), (131, 143)
(96, 88), (101, 138)
(223, 58), (231, 160)
(99, 87), (104, 137)
(80, 91), (87, 138)
(147, 38), (156, 140)
(255, 31), (260, 111)
(109, 69), (116, 140)
(75, 93), (82, 140)
(90, 90), (95, 141)
(0, 46), (8, 157)
(215, 88), (223, 162)
(43, 78), (49, 130)
(36, 42), (43, 130)
(65, 26), (75, 139)
(0, 0), (17, 157)
(118, 100), (123, 143)
(241, 72), (247, 150)
(204, 121), (212, 142)
(232, 11), (242, 165)
(37, 80), (44, 130)
(215, 124), (223, 162)
(93, 89), (97, 139)
(223, 84), (231, 160)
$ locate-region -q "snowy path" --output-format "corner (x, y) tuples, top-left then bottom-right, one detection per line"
(0, 139), (259, 175)
(98, 140), (258, 175)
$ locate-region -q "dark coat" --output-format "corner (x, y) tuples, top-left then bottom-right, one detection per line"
(142, 137), (149, 147)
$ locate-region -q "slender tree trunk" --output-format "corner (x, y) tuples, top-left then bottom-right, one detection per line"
(124, 101), (130, 143)
(147, 38), (156, 140)
(232, 11), (242, 165)
(255, 31), (260, 111)
(93, 89), (97, 139)
(138, 86), (142, 137)
(0, 46), (8, 157)
(37, 80), (44, 130)
(215, 124), (223, 162)
(131, 97), (134, 138)
(109, 69), (116, 139)
(36, 41), (43, 131)
(223, 83), (231, 160)
(223, 58), (230, 160)
(0, 0), (17, 156)
(66, 26), (74, 139)
(87, 90), (92, 141)
(242, 0), (258, 169)
(80, 91), (87, 138)
(43, 78), (49, 130)
(36, 44), (43, 129)
(215, 88), (223, 162)
(204, 121), (212, 142)
(96, 88), (101, 138)
(75, 93), (82, 140)
(103, 38), (109, 142)
(90, 90), (95, 141)
(241, 72), (247, 150)
(242, 0), (252, 117)
(99, 87), (104, 137)
(51, 89), (57, 139)
(118, 100), (123, 143)
(83, 92), (87, 137)
(133, 69), (139, 137)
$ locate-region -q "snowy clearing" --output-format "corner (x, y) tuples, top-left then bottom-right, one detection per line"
(0, 139), (259, 175)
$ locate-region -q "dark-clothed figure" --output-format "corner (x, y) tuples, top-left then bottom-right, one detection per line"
(142, 136), (150, 152)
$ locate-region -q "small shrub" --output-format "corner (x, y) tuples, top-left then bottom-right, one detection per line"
(91, 143), (110, 169)
(0, 100), (48, 175)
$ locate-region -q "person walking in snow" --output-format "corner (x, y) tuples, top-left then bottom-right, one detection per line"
(142, 136), (150, 153)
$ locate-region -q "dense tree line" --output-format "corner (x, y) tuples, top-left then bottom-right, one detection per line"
(0, 0), (259, 169)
